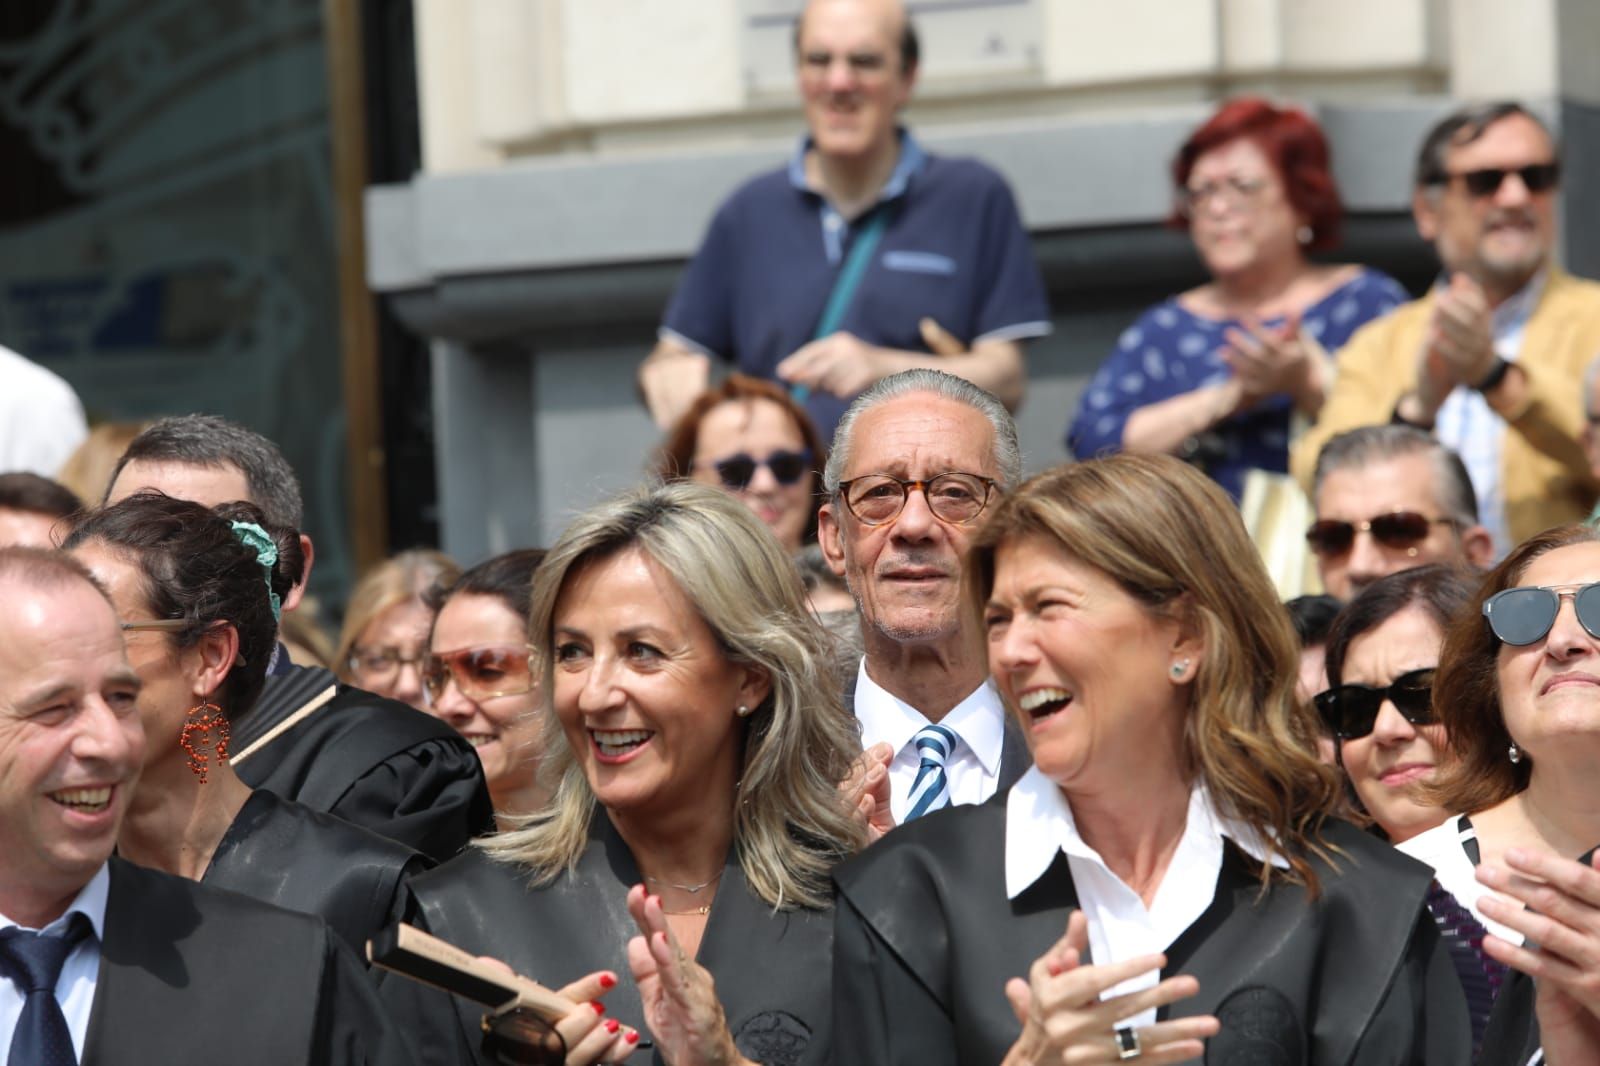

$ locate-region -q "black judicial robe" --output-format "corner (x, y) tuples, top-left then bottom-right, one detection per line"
(80, 857), (415, 1066)
(380, 814), (835, 1066)
(235, 663), (493, 862)
(201, 788), (430, 955)
(832, 796), (1472, 1066)
(1475, 844), (1600, 1066)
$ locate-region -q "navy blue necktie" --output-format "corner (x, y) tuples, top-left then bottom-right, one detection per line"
(0, 914), (91, 1066)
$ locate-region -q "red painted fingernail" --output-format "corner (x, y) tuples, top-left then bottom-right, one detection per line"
(626, 1031), (640, 1045)
(606, 1018), (621, 1034)
(590, 1000), (605, 1014)
(599, 972), (617, 990)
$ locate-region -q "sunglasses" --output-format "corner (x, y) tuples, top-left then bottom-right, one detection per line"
(1304, 511), (1456, 558)
(1315, 668), (1437, 739)
(422, 646), (536, 703)
(1436, 162), (1560, 198)
(703, 449), (812, 490)
(1481, 582), (1600, 646)
(479, 1006), (566, 1065)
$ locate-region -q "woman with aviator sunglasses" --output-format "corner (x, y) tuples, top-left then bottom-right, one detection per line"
(655, 374), (826, 552)
(425, 549), (552, 828)
(1399, 524), (1600, 1063)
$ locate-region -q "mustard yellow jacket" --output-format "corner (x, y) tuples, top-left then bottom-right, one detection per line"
(1291, 269), (1600, 545)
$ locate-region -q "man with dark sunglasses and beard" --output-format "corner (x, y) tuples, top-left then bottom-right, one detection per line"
(1308, 425), (1493, 601)
(1294, 101), (1600, 554)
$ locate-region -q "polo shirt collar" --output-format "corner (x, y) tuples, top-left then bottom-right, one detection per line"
(1004, 766), (1289, 900)
(786, 127), (927, 206)
(853, 658), (1004, 775)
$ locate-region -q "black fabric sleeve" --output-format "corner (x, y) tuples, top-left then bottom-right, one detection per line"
(330, 739), (494, 864)
(310, 926), (422, 1066)
(373, 886), (485, 1066)
(832, 893), (961, 1066)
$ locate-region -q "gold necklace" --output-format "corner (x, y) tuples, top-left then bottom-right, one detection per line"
(659, 903), (711, 917)
(642, 870), (723, 895)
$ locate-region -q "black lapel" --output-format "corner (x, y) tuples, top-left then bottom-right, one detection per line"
(80, 859), (204, 1064)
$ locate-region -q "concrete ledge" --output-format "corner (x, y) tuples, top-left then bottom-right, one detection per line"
(368, 96), (1493, 296)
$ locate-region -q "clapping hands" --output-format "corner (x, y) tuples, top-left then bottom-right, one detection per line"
(1477, 848), (1600, 1064)
(1001, 910), (1218, 1066)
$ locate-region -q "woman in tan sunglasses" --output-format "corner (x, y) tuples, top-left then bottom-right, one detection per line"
(423, 549), (552, 829)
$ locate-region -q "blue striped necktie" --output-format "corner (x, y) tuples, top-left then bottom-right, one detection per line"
(905, 724), (958, 821)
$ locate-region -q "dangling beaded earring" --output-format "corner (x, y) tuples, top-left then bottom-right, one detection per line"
(1508, 742), (1522, 765)
(179, 700), (231, 784)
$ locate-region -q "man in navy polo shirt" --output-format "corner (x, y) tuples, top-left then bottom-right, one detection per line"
(638, 0), (1051, 440)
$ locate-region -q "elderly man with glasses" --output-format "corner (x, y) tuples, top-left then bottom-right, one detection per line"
(1294, 101), (1600, 554)
(818, 369), (1031, 832)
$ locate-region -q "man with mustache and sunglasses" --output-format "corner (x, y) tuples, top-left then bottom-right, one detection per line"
(1308, 425), (1493, 600)
(1294, 101), (1600, 553)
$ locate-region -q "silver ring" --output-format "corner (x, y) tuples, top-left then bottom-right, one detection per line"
(1115, 1025), (1142, 1060)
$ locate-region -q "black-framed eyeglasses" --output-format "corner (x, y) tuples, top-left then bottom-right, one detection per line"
(480, 1006), (566, 1065)
(701, 449), (813, 490)
(1315, 668), (1437, 740)
(837, 471), (998, 527)
(1428, 162), (1560, 198)
(348, 646), (427, 680)
(1482, 582), (1600, 646)
(1304, 511), (1457, 558)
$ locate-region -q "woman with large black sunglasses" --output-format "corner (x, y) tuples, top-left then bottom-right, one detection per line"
(1316, 565), (1472, 844)
(1401, 524), (1600, 1064)
(653, 373), (827, 552)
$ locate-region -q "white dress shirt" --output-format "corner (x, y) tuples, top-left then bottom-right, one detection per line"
(852, 659), (1005, 824)
(0, 863), (108, 1060)
(1397, 815), (1521, 945)
(1005, 767), (1287, 1028)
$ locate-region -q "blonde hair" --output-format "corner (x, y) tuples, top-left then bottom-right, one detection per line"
(334, 549), (461, 679)
(965, 455), (1341, 893)
(480, 482), (864, 910)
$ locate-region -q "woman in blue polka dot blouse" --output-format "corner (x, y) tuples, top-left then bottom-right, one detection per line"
(1067, 98), (1408, 500)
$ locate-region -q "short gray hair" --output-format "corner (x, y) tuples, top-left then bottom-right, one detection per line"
(823, 370), (1022, 492)
(1311, 425), (1478, 526)
(107, 414), (303, 528)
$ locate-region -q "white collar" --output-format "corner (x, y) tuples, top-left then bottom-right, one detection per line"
(1004, 766), (1288, 900)
(853, 658), (1005, 773)
(0, 863), (109, 939)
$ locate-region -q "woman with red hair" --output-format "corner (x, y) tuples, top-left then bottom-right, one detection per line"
(1069, 97), (1406, 500)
